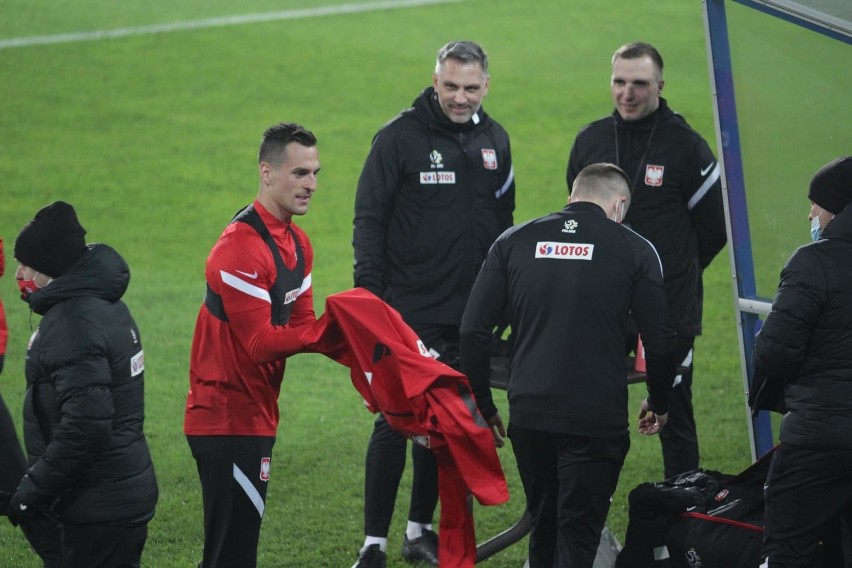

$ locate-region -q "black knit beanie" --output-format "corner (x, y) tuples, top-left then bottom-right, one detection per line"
(14, 201), (88, 278)
(808, 156), (852, 215)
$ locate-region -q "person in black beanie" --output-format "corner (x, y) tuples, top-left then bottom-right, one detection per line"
(10, 201), (158, 568)
(751, 157), (852, 567)
(14, 200), (88, 283)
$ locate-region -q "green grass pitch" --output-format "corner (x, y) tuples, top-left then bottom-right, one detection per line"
(0, 1), (753, 565)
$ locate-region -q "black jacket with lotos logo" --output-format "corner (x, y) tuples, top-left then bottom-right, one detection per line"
(354, 86), (515, 327)
(461, 202), (677, 437)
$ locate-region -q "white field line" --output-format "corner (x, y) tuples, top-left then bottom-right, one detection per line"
(0, 0), (464, 50)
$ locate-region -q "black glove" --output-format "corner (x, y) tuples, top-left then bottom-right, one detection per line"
(7, 492), (59, 528)
(7, 490), (36, 527)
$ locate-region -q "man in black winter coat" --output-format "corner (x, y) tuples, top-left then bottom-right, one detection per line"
(566, 42), (727, 479)
(351, 40), (515, 568)
(460, 163), (677, 568)
(752, 157), (852, 567)
(9, 201), (158, 568)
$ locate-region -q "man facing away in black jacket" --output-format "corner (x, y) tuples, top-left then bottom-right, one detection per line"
(461, 162), (677, 568)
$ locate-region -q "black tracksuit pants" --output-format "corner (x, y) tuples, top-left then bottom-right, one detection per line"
(762, 443), (852, 567)
(658, 335), (699, 479)
(509, 423), (629, 568)
(188, 435), (276, 568)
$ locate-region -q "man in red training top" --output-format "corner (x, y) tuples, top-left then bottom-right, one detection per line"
(184, 122), (321, 568)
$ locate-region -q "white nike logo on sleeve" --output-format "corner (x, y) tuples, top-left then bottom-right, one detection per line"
(235, 270), (258, 279)
(700, 162), (715, 176)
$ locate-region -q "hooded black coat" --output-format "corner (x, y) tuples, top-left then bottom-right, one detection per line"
(753, 205), (852, 448)
(353, 86), (515, 327)
(16, 243), (158, 525)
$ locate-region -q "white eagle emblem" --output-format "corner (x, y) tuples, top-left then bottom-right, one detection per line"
(645, 165), (664, 187)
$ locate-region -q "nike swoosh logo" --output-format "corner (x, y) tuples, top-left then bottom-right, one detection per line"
(19, 503), (27, 511)
(235, 269), (258, 279)
(700, 162), (715, 176)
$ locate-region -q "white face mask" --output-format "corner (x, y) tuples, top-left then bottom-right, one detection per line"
(810, 215), (822, 242)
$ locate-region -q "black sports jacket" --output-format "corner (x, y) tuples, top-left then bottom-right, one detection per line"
(460, 202), (677, 438)
(354, 86), (515, 326)
(567, 98), (726, 336)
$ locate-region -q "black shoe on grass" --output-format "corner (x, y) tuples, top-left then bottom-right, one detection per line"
(401, 529), (438, 565)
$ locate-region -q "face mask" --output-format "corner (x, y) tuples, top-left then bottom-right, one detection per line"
(810, 215), (822, 242)
(18, 278), (40, 298)
(17, 272), (46, 300)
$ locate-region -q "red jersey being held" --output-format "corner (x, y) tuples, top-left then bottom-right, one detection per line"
(184, 200), (316, 437)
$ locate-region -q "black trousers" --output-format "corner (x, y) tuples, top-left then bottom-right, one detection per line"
(509, 423), (629, 568)
(362, 323), (456, 537)
(762, 443), (852, 567)
(658, 335), (699, 479)
(187, 435), (276, 568)
(0, 393), (63, 567)
(62, 523), (148, 568)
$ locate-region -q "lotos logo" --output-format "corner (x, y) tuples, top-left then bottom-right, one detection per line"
(535, 241), (594, 260)
(420, 171), (456, 185)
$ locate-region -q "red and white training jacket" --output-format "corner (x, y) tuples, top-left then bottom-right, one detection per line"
(306, 288), (510, 568)
(185, 200), (315, 437)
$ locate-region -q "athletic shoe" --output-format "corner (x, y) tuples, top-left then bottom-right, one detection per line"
(351, 544), (386, 568)
(401, 529), (438, 565)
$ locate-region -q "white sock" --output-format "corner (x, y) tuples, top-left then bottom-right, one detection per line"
(406, 521), (433, 540)
(363, 537), (387, 552)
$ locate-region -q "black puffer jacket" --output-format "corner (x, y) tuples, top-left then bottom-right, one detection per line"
(753, 205), (852, 448)
(17, 244), (158, 525)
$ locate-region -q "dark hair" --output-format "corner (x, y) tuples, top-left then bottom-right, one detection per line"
(258, 122), (317, 165)
(612, 42), (664, 78)
(435, 41), (489, 76)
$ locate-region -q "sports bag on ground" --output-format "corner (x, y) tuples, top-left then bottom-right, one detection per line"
(615, 450), (772, 568)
